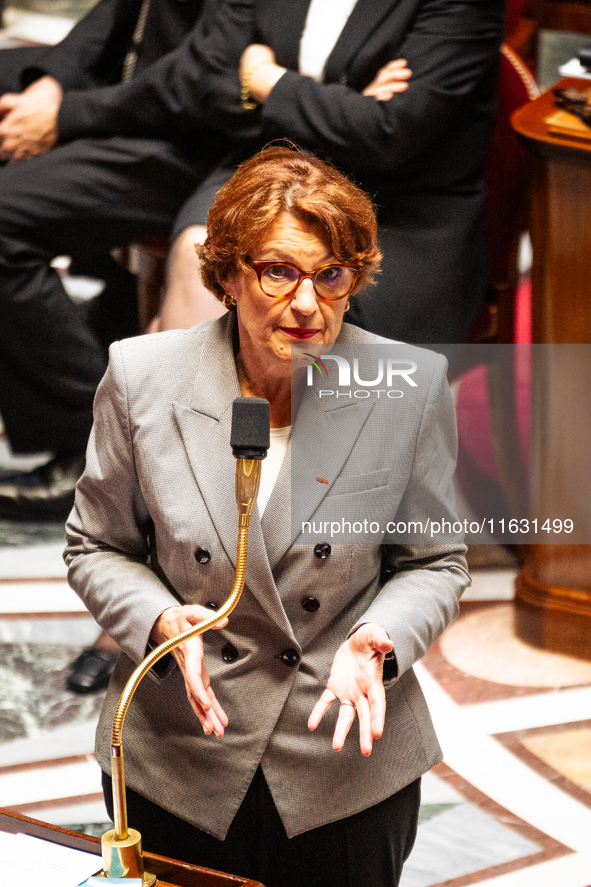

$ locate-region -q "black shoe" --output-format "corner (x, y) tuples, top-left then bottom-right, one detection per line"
(0, 453), (85, 522)
(66, 648), (117, 694)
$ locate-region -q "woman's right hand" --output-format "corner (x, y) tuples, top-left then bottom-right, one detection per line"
(150, 605), (229, 738)
(363, 59), (412, 101)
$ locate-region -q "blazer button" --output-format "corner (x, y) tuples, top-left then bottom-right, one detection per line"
(205, 601), (219, 610)
(221, 643), (238, 663)
(301, 596), (320, 612)
(194, 547), (211, 564)
(280, 648), (299, 667)
(314, 542), (331, 559)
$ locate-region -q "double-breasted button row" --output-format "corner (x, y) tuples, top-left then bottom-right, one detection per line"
(197, 542), (331, 564)
(220, 644), (300, 667)
(314, 542), (331, 559)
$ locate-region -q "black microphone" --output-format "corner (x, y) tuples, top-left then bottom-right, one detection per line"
(231, 397), (270, 460)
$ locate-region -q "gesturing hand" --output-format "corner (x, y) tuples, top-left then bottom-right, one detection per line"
(308, 623), (393, 756)
(363, 59), (412, 101)
(151, 604), (228, 738)
(0, 76), (62, 162)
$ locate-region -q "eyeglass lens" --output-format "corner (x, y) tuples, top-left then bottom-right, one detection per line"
(260, 263), (355, 299)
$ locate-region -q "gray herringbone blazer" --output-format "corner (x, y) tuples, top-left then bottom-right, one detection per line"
(64, 313), (469, 840)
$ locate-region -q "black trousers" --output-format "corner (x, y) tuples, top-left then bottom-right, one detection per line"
(102, 767), (420, 887)
(0, 47), (227, 455)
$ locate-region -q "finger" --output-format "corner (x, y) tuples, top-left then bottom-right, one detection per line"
(367, 682), (387, 739)
(377, 66), (411, 84)
(375, 72), (411, 90)
(364, 81), (409, 100)
(0, 93), (19, 111)
(385, 69), (412, 83)
(207, 686), (229, 729)
(332, 702), (357, 752)
(186, 609), (228, 631)
(180, 642), (216, 711)
(187, 693), (220, 735)
(355, 695), (374, 756)
(384, 58), (409, 70)
(373, 84), (409, 101)
(308, 688), (337, 731)
(186, 684), (228, 736)
(372, 633), (394, 656)
(1, 138), (18, 156)
(201, 696), (227, 737)
(185, 666), (214, 711)
(11, 145), (33, 163)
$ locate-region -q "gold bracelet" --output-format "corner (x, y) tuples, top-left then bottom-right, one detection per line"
(240, 65), (260, 111)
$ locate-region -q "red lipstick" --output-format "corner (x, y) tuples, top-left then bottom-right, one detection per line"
(281, 327), (319, 340)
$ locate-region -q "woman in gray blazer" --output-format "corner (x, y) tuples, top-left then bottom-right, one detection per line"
(65, 147), (469, 887)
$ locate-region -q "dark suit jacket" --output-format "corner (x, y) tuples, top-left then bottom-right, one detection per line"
(195, 0), (506, 341)
(64, 313), (469, 840)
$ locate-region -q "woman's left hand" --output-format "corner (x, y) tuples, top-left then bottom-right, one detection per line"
(308, 623), (393, 756)
(239, 44), (286, 104)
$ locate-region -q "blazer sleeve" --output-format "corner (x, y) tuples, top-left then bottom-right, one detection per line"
(57, 0), (256, 142)
(20, 0), (140, 92)
(255, 0), (503, 172)
(350, 355), (470, 677)
(64, 343), (180, 666)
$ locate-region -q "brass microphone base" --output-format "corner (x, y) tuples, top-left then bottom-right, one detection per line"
(100, 827), (157, 884)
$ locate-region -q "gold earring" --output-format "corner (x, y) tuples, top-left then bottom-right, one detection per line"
(222, 294), (235, 308)
(344, 302), (350, 312)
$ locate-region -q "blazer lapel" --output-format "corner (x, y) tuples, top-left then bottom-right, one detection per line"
(259, 0), (311, 71)
(173, 316), (295, 640)
(261, 375), (376, 570)
(324, 0), (400, 83)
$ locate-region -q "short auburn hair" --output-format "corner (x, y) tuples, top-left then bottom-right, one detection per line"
(198, 146), (382, 302)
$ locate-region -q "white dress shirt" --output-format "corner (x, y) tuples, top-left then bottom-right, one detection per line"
(299, 0), (359, 81)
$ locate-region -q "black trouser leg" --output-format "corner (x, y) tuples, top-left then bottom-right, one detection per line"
(0, 132), (225, 454)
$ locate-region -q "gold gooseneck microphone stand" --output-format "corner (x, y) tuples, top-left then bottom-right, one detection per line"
(99, 398), (268, 883)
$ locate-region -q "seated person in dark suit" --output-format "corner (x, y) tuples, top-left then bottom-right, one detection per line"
(0, 0), (247, 521)
(151, 0), (505, 349)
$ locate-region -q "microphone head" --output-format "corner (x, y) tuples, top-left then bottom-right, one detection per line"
(231, 397), (271, 459)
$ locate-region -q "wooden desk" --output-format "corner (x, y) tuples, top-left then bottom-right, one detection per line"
(511, 79), (591, 659)
(0, 808), (264, 887)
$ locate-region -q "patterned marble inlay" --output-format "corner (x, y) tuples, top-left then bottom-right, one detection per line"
(0, 519), (65, 549)
(0, 642), (104, 744)
(440, 604), (591, 687)
(400, 803), (542, 887)
(521, 727), (591, 794)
